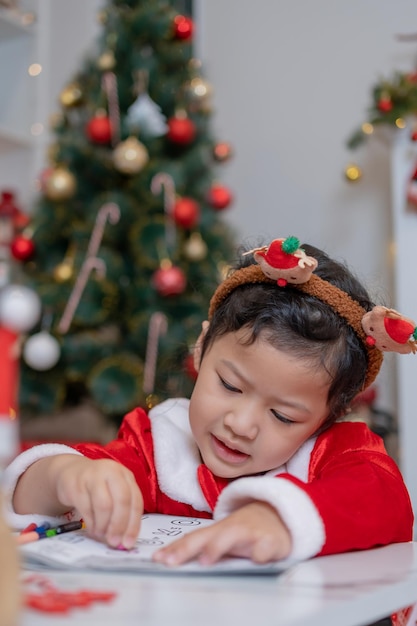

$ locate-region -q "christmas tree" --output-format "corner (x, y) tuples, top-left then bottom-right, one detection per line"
(17, 0), (236, 426)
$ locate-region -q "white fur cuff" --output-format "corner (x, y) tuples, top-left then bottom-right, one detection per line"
(213, 476), (325, 561)
(2, 444), (82, 529)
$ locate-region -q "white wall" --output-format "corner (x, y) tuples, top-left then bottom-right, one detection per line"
(195, 0), (417, 416)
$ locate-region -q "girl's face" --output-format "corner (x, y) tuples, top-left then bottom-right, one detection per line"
(189, 328), (331, 478)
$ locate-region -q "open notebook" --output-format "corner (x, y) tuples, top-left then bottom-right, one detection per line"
(19, 513), (297, 575)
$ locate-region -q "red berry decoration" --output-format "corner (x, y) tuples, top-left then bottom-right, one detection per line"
(86, 113), (113, 144)
(167, 116), (196, 145)
(10, 234), (35, 261)
(207, 183), (233, 210)
(152, 264), (187, 296)
(172, 197), (200, 228)
(173, 15), (193, 40)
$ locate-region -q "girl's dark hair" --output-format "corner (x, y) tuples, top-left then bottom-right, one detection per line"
(200, 243), (374, 431)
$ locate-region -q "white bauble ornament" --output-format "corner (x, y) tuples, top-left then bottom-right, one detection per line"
(23, 331), (61, 371)
(0, 285), (41, 332)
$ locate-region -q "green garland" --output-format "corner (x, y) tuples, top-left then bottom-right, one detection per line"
(347, 69), (417, 149)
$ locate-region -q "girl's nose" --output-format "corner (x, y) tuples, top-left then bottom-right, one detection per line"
(223, 405), (259, 440)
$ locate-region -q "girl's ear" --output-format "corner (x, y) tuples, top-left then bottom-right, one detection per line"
(193, 321), (209, 372)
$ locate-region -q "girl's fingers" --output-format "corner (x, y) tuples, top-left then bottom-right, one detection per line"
(153, 524), (221, 565)
(121, 473), (143, 549)
(105, 473), (143, 549)
(86, 480), (114, 539)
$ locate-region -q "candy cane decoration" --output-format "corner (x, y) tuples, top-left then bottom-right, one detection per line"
(57, 203), (120, 334)
(143, 312), (168, 395)
(58, 257), (106, 334)
(86, 202), (120, 258)
(151, 172), (176, 252)
(102, 72), (121, 146)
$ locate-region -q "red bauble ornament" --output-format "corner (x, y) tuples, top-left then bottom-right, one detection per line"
(207, 184), (233, 210)
(377, 97), (393, 113)
(86, 114), (113, 144)
(152, 264), (187, 296)
(173, 15), (194, 40)
(213, 142), (233, 162)
(167, 116), (196, 145)
(10, 234), (35, 261)
(172, 197), (200, 228)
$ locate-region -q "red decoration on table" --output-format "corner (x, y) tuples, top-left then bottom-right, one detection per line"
(172, 197), (200, 228)
(391, 604), (417, 626)
(173, 15), (193, 40)
(86, 113), (113, 144)
(23, 573), (116, 615)
(167, 115), (196, 145)
(10, 234), (35, 261)
(207, 183), (233, 210)
(152, 264), (187, 296)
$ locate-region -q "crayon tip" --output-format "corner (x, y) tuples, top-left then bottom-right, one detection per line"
(21, 523), (37, 535)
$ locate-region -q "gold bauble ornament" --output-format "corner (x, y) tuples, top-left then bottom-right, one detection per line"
(344, 163), (362, 182)
(44, 166), (77, 201)
(183, 232), (208, 261)
(146, 393), (160, 409)
(59, 83), (83, 108)
(184, 77), (213, 112)
(113, 137), (149, 175)
(53, 261), (74, 283)
(97, 50), (116, 71)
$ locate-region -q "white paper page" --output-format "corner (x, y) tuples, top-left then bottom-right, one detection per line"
(19, 514), (296, 575)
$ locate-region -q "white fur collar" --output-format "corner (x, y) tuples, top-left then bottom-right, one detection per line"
(149, 398), (316, 511)
(149, 398), (210, 512)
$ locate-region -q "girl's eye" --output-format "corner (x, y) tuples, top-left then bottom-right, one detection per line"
(271, 410), (295, 425)
(219, 376), (241, 393)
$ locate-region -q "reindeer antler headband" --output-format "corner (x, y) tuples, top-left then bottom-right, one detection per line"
(209, 236), (417, 390)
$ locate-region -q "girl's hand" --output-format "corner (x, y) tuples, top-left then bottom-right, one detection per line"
(152, 501), (292, 566)
(53, 455), (143, 550)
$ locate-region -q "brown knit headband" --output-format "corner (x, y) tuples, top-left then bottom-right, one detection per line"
(208, 235), (417, 391)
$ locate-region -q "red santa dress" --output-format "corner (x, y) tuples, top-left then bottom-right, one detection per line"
(3, 398), (413, 561)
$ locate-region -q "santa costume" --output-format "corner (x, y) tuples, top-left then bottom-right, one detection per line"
(3, 398), (413, 561)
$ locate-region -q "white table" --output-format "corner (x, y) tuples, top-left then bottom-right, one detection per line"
(21, 542), (417, 626)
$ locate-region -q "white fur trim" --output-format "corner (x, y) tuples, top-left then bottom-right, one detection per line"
(149, 398), (210, 512)
(286, 436), (317, 480)
(2, 444), (82, 529)
(213, 475), (325, 560)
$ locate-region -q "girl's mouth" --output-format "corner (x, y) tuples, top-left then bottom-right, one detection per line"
(211, 435), (250, 465)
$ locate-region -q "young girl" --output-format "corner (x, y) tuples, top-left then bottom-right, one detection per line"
(4, 236), (414, 566)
